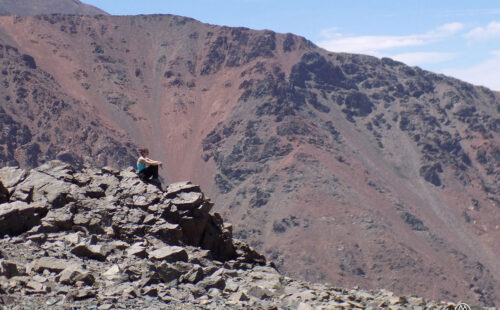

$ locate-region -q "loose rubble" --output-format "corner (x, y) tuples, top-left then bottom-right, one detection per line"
(0, 161), (491, 309)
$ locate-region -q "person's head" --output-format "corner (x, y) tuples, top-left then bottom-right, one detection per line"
(139, 148), (149, 157)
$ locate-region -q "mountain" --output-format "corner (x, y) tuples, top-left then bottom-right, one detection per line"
(0, 14), (499, 306)
(0, 0), (106, 16)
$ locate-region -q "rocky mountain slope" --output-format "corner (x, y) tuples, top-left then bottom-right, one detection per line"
(0, 0), (106, 16)
(0, 161), (483, 309)
(0, 13), (498, 306)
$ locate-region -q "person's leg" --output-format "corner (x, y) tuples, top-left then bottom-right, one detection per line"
(151, 165), (159, 179)
(141, 166), (155, 179)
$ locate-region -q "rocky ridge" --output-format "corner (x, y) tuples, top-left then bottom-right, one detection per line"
(0, 13), (498, 306)
(0, 161), (482, 309)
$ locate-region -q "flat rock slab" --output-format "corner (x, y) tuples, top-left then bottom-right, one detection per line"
(170, 192), (203, 210)
(149, 246), (188, 262)
(165, 182), (201, 197)
(31, 257), (73, 273)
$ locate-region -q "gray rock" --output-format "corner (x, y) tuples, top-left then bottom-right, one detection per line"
(165, 182), (201, 197)
(0, 166), (28, 188)
(65, 288), (96, 301)
(171, 192), (204, 211)
(26, 280), (49, 293)
(181, 266), (204, 284)
(0, 260), (20, 278)
(102, 264), (128, 283)
(247, 285), (273, 299)
(30, 257), (73, 273)
(71, 243), (109, 261)
(126, 242), (147, 258)
(180, 215), (208, 246)
(0, 201), (48, 236)
(41, 207), (74, 231)
(0, 180), (9, 203)
(197, 269), (226, 291)
(149, 246), (188, 262)
(58, 264), (95, 285)
(155, 262), (183, 284)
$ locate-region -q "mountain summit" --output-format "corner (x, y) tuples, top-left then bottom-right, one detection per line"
(0, 0), (107, 16)
(0, 13), (498, 306)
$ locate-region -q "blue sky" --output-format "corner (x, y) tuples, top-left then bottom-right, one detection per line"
(82, 1), (500, 91)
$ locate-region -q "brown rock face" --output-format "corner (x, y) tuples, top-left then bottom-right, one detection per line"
(0, 14), (498, 306)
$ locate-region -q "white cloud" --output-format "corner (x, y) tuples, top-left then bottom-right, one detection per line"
(442, 51), (500, 91)
(317, 22), (464, 55)
(464, 21), (500, 41)
(392, 52), (457, 66)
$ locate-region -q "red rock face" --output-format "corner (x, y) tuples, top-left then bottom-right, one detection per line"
(0, 14), (499, 306)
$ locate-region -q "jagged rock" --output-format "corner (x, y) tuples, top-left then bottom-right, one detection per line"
(197, 268), (226, 291)
(0, 260), (20, 278)
(180, 215), (209, 246)
(0, 181), (9, 203)
(0, 201), (48, 236)
(102, 264), (127, 283)
(149, 246), (188, 262)
(58, 264), (95, 285)
(147, 221), (183, 244)
(155, 262), (184, 284)
(0, 161), (470, 309)
(70, 243), (110, 261)
(180, 266), (204, 284)
(41, 207), (74, 231)
(0, 167), (28, 188)
(126, 242), (147, 258)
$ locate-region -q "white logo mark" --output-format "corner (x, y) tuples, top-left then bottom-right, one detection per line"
(455, 303), (471, 310)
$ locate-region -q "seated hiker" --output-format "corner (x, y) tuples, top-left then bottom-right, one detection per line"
(137, 148), (163, 182)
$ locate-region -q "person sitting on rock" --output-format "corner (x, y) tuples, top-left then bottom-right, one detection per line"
(137, 148), (163, 184)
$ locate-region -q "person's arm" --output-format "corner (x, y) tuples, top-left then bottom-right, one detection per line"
(139, 157), (162, 167)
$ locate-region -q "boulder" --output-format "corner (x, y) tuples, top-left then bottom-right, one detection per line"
(58, 264), (95, 285)
(171, 192), (204, 211)
(0, 201), (48, 236)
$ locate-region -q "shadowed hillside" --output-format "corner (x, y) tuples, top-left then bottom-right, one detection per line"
(0, 14), (498, 306)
